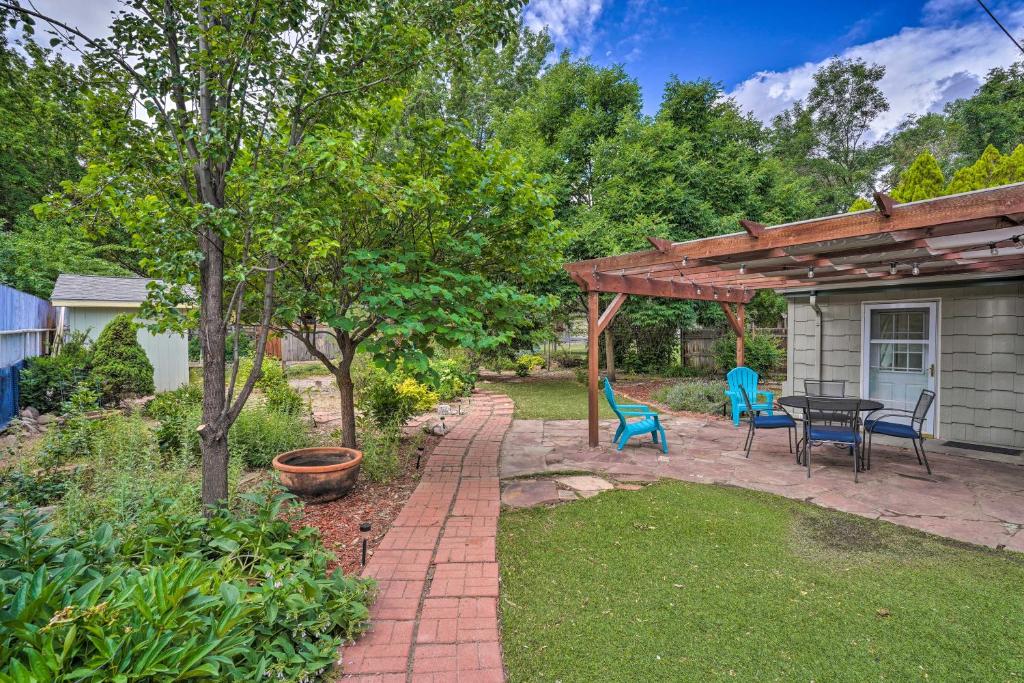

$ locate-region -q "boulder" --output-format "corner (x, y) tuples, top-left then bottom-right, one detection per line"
(20, 407), (40, 420)
(37, 414), (58, 425)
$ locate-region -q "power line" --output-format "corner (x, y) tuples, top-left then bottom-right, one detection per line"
(975, 0), (1024, 55)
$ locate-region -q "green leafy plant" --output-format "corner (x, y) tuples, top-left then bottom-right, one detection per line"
(713, 331), (785, 376)
(228, 408), (314, 469)
(0, 490), (374, 682)
(34, 386), (102, 469)
(356, 417), (402, 484)
(359, 367), (438, 429)
(0, 468), (70, 506)
(514, 354), (545, 377)
(237, 356), (305, 415)
(657, 381), (727, 414)
(429, 356), (476, 400)
(17, 331), (94, 413)
(88, 314), (154, 405)
(144, 383), (204, 453)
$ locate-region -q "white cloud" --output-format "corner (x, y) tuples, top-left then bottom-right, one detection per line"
(730, 6), (1024, 138)
(524, 0), (606, 55)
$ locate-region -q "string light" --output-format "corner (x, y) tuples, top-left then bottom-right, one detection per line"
(912, 263), (920, 276)
(739, 263), (746, 274)
(807, 266), (815, 279)
(990, 243), (999, 255)
(1013, 235), (1023, 249)
(889, 262), (898, 275)
(713, 289), (719, 300)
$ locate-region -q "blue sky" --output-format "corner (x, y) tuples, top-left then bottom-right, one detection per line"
(525, 0), (1024, 136)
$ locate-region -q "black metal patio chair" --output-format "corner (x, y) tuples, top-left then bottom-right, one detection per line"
(864, 389), (935, 475)
(802, 397), (863, 481)
(739, 386), (799, 458)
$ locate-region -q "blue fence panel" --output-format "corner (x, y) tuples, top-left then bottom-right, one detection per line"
(0, 360), (24, 429)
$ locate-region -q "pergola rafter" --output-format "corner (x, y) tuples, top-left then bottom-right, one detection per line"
(565, 182), (1024, 447)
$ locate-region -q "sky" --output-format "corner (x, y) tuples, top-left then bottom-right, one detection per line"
(18, 0), (1024, 140)
(524, 0), (1024, 137)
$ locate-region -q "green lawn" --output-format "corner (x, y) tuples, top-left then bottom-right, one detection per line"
(480, 378), (615, 420)
(499, 481), (1024, 682)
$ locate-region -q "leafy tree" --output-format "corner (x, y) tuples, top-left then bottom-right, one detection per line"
(89, 314), (154, 404)
(772, 59), (888, 212)
(0, 36), (85, 228)
(880, 113), (958, 189)
(272, 103), (559, 445)
(847, 197), (874, 211)
(946, 144), (1024, 194)
(946, 61), (1024, 162)
(4, 0), (523, 507)
(891, 150), (947, 202)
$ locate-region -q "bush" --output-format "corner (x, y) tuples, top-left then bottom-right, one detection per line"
(34, 386), (101, 468)
(360, 367), (437, 429)
(237, 355), (305, 415)
(357, 417), (402, 484)
(0, 467), (70, 506)
(429, 356), (476, 400)
(712, 331), (785, 376)
(658, 380), (727, 414)
(0, 491), (374, 682)
(88, 314), (155, 404)
(514, 353), (545, 377)
(229, 407), (314, 469)
(145, 382), (203, 453)
(18, 331), (94, 413)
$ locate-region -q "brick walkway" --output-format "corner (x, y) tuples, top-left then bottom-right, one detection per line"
(341, 392), (512, 682)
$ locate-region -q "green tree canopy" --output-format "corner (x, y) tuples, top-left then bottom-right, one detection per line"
(891, 150), (947, 202)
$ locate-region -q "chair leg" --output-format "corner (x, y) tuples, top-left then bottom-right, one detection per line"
(744, 423), (754, 458)
(865, 429), (872, 470)
(617, 432), (629, 451)
(805, 441), (811, 478)
(614, 424), (624, 442)
(915, 439), (932, 475)
(732, 405), (741, 427)
(787, 428), (793, 454)
(651, 430), (659, 444)
(659, 425), (668, 454)
(911, 437), (923, 465)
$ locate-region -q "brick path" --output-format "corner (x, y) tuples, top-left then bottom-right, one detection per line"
(341, 392), (513, 682)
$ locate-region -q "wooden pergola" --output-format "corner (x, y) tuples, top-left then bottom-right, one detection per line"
(564, 182), (1024, 447)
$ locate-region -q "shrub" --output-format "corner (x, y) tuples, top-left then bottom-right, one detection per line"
(712, 331), (785, 376)
(34, 386), (101, 468)
(145, 383), (203, 453)
(18, 331), (94, 413)
(429, 356), (476, 400)
(658, 380), (727, 414)
(0, 491), (374, 682)
(237, 355), (305, 415)
(357, 417), (402, 484)
(514, 354), (545, 377)
(0, 467), (70, 506)
(88, 314), (154, 404)
(229, 407), (314, 468)
(360, 367), (437, 429)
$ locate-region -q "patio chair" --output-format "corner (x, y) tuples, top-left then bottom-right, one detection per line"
(864, 389), (935, 475)
(802, 397), (863, 481)
(804, 379), (847, 424)
(603, 379), (668, 453)
(725, 367), (773, 427)
(739, 386), (798, 458)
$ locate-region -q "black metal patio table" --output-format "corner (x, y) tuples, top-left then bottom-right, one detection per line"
(776, 396), (884, 470)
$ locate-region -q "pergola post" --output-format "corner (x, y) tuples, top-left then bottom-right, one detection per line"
(587, 290), (600, 447)
(736, 303), (746, 368)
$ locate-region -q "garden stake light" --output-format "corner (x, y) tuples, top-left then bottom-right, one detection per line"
(416, 445), (425, 469)
(360, 523), (371, 567)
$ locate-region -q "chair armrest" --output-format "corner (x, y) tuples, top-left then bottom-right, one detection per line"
(620, 409), (657, 416)
(757, 389), (774, 401)
(865, 411), (914, 425)
(617, 403), (651, 409)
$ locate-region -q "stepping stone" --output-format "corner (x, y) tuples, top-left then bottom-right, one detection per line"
(555, 475), (614, 496)
(502, 480), (560, 508)
(557, 489), (578, 501)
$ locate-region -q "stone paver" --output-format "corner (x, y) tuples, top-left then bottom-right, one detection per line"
(555, 475), (614, 497)
(501, 416), (1024, 550)
(500, 479), (561, 508)
(341, 392), (512, 682)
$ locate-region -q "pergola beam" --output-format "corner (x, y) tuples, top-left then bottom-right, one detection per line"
(581, 272), (754, 303)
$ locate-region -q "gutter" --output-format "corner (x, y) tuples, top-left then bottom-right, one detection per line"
(809, 292), (823, 381)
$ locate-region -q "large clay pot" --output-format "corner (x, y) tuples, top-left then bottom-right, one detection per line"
(272, 447), (362, 503)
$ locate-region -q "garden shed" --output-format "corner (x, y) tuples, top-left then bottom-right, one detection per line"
(50, 275), (189, 392)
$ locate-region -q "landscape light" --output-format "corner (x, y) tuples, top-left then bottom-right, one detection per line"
(360, 523), (372, 567)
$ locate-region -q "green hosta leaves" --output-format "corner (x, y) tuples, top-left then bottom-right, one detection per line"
(0, 493), (374, 682)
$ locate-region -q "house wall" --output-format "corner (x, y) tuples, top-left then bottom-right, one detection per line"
(63, 306), (188, 393)
(785, 280), (1024, 449)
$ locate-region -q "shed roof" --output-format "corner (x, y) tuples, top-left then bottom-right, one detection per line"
(51, 275), (160, 306)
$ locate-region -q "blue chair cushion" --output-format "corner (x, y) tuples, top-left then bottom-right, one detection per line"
(865, 419), (919, 439)
(809, 426), (861, 443)
(753, 414), (796, 429)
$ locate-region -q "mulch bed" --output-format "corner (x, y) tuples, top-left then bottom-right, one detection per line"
(296, 432), (441, 575)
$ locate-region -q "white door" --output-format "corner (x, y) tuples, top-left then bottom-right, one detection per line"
(861, 302), (938, 435)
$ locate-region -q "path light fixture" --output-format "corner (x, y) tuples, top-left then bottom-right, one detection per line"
(360, 522), (371, 567)
(416, 444), (425, 469)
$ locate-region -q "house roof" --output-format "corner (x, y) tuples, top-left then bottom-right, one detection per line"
(564, 181), (1024, 302)
(51, 274), (163, 307)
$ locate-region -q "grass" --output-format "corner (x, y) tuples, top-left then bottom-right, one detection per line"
(498, 481), (1024, 682)
(480, 378), (615, 420)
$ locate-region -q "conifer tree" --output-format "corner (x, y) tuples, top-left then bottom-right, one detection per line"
(891, 150), (946, 202)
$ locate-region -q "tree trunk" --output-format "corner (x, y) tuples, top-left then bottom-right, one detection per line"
(335, 340), (357, 449)
(604, 329), (616, 382)
(198, 224), (229, 507)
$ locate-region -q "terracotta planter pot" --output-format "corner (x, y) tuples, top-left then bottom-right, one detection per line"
(272, 447), (362, 503)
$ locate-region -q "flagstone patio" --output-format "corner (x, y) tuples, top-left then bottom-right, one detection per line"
(500, 415), (1024, 552)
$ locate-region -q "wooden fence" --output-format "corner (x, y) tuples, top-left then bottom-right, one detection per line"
(0, 284), (54, 428)
(679, 326), (787, 370)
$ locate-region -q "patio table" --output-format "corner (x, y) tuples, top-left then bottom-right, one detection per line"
(777, 396), (883, 412)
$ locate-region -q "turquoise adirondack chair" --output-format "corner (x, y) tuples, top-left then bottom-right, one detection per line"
(725, 367), (773, 426)
(603, 379), (668, 453)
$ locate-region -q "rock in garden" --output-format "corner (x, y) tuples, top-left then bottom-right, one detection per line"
(37, 414), (58, 425)
(20, 407), (40, 419)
